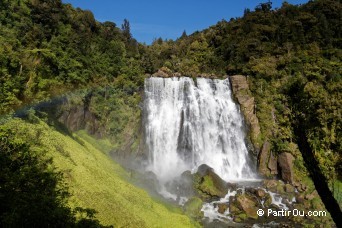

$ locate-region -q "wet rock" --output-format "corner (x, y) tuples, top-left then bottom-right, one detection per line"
(229, 201), (240, 214)
(278, 152), (294, 183)
(245, 187), (256, 195)
(256, 189), (266, 198)
(215, 203), (229, 214)
(263, 179), (278, 190)
(227, 182), (238, 191)
(194, 164), (228, 200)
(235, 194), (258, 219)
(263, 193), (273, 207)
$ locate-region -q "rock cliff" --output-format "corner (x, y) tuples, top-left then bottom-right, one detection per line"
(229, 75), (261, 153)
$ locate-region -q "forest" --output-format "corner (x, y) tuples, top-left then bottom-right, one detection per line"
(0, 0), (341, 227)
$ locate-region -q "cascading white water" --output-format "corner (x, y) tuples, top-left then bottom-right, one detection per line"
(144, 77), (255, 184)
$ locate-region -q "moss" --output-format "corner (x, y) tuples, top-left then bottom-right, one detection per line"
(75, 130), (113, 154)
(264, 194), (272, 207)
(195, 173), (226, 199)
(310, 198), (322, 210)
(276, 183), (285, 194)
(237, 213), (248, 220)
(183, 197), (204, 220)
(332, 180), (342, 208)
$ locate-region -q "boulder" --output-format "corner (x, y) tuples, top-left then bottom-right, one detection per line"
(256, 189), (266, 198)
(278, 152), (294, 183)
(263, 179), (278, 190)
(263, 193), (273, 207)
(214, 203), (229, 214)
(194, 164), (228, 200)
(235, 194), (258, 219)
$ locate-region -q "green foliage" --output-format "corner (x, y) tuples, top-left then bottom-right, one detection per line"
(0, 0), (144, 114)
(0, 0), (341, 225)
(0, 119), (106, 227)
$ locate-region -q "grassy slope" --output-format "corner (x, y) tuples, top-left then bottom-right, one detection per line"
(4, 118), (195, 228)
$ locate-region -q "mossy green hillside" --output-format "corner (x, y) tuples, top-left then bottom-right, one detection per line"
(2, 118), (195, 228)
(183, 197), (204, 220)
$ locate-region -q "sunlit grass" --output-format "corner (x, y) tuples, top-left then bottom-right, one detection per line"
(4, 118), (196, 228)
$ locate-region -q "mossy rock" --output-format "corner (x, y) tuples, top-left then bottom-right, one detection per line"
(229, 202), (240, 215)
(263, 193), (273, 208)
(236, 194), (258, 219)
(237, 213), (248, 220)
(233, 212), (248, 223)
(214, 203), (229, 214)
(194, 164), (227, 200)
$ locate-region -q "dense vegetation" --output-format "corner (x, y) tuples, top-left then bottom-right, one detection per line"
(0, 0), (341, 226)
(0, 0), (145, 114)
(145, 0), (341, 188)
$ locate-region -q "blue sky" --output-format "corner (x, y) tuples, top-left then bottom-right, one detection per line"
(62, 0), (309, 44)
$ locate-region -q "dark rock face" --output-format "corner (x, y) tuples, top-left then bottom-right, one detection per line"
(56, 93), (106, 138)
(278, 152), (294, 184)
(58, 105), (103, 137)
(258, 142), (278, 177)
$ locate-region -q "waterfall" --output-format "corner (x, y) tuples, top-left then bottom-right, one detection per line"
(144, 77), (255, 184)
